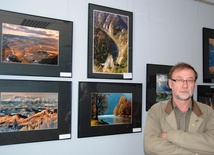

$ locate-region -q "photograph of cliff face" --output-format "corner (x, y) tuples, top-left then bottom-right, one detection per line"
(0, 92), (58, 132)
(92, 10), (129, 74)
(2, 23), (59, 65)
(91, 93), (132, 126)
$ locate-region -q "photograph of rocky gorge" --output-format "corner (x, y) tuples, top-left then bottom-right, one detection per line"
(2, 23), (59, 65)
(0, 92), (58, 133)
(92, 8), (130, 74)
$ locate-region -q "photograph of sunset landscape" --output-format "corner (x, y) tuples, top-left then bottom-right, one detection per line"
(2, 23), (59, 65)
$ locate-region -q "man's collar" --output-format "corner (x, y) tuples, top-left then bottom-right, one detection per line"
(172, 100), (192, 111)
(165, 98), (203, 116)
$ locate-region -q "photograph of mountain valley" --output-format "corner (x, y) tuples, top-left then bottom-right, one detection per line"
(0, 92), (58, 132)
(2, 23), (59, 65)
(92, 10), (130, 74)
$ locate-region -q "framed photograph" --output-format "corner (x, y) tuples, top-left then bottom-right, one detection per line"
(203, 27), (214, 83)
(197, 85), (214, 109)
(0, 80), (71, 145)
(78, 81), (142, 138)
(0, 9), (73, 77)
(87, 3), (133, 79)
(146, 64), (172, 111)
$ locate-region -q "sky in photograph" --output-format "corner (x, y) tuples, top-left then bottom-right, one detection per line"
(2, 23), (59, 40)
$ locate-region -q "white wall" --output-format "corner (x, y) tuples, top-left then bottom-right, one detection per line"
(0, 0), (214, 155)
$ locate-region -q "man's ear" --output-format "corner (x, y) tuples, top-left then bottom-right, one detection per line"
(168, 80), (172, 89)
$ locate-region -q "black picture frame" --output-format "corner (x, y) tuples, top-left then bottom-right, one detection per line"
(197, 85), (214, 109)
(146, 64), (172, 111)
(0, 80), (71, 145)
(0, 9), (73, 77)
(78, 81), (142, 138)
(203, 27), (214, 83)
(87, 3), (133, 79)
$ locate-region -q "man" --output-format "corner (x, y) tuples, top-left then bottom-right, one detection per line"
(144, 62), (214, 155)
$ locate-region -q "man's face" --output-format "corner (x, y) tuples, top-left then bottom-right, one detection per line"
(168, 68), (196, 101)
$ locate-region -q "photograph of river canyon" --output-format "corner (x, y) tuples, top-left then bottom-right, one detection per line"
(92, 9), (130, 74)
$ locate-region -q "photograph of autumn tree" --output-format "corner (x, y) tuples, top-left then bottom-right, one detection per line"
(156, 74), (171, 102)
(92, 10), (129, 74)
(90, 92), (132, 126)
(2, 23), (59, 65)
(0, 92), (58, 132)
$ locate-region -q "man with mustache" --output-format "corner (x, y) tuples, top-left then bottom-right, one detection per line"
(144, 62), (214, 155)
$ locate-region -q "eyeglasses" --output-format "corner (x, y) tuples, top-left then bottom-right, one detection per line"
(170, 79), (195, 84)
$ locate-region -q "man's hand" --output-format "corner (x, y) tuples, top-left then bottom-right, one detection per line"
(160, 132), (167, 139)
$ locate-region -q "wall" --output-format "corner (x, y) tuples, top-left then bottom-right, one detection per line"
(0, 0), (214, 155)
